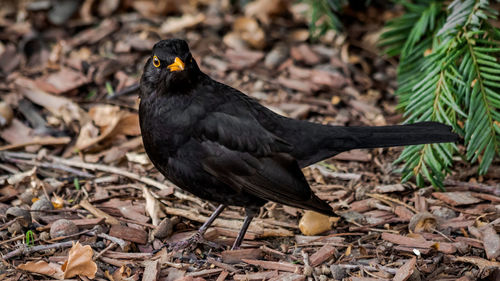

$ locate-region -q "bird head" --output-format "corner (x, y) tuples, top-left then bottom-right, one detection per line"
(140, 39), (201, 97)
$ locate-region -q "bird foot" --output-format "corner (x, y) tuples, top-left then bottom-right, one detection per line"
(162, 232), (223, 252)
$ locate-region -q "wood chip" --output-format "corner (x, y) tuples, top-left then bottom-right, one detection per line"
(221, 248), (263, 264)
(80, 200), (120, 225)
(242, 259), (302, 273)
(309, 245), (336, 267)
(374, 184), (406, 193)
(381, 233), (456, 254)
(480, 225), (500, 259)
(393, 257), (416, 281)
(234, 271), (278, 281)
(432, 192), (482, 206)
(268, 273), (305, 281)
(109, 225), (148, 244)
(142, 260), (159, 281)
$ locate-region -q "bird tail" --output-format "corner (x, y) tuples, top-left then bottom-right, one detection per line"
(296, 121), (458, 167)
(337, 122), (459, 149)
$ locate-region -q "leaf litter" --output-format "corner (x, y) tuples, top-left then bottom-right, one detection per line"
(0, 0), (498, 280)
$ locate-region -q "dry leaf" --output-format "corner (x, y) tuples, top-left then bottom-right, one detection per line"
(143, 186), (165, 226)
(16, 77), (85, 125)
(62, 242), (97, 279)
(232, 17), (266, 49)
(244, 0), (288, 24)
(161, 13), (205, 34)
(18, 261), (64, 279)
(298, 211), (333, 235)
(75, 105), (140, 150)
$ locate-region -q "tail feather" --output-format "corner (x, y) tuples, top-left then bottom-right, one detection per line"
(294, 121), (458, 167)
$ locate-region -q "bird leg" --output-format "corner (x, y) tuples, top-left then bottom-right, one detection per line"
(168, 204), (226, 251)
(231, 209), (256, 250)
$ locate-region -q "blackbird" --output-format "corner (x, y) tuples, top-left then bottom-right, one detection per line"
(139, 39), (458, 249)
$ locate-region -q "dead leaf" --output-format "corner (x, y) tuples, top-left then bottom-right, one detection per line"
(232, 17), (266, 49)
(298, 211), (333, 236)
(35, 67), (89, 95)
(18, 260), (64, 279)
(143, 186), (165, 226)
(16, 77), (85, 125)
(161, 13), (205, 34)
(62, 242), (97, 279)
(244, 0), (288, 24)
(75, 105), (140, 150)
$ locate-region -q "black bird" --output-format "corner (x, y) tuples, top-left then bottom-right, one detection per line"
(139, 39), (458, 249)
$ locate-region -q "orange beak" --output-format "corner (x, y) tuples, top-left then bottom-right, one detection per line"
(167, 57), (185, 72)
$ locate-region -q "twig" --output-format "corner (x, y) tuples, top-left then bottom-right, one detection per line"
(49, 156), (174, 194)
(79, 199), (120, 225)
(3, 240), (74, 259)
(444, 180), (500, 196)
(97, 233), (128, 250)
(0, 137), (71, 151)
(94, 242), (117, 260)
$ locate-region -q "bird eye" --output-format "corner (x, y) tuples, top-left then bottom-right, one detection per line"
(153, 55), (160, 68)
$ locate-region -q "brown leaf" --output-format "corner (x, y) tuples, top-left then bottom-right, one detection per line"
(143, 186), (165, 226)
(75, 105), (140, 150)
(62, 242), (97, 279)
(232, 17), (266, 49)
(18, 261), (64, 279)
(16, 77), (85, 125)
(244, 0), (287, 24)
(35, 67), (89, 95)
(160, 13), (205, 34)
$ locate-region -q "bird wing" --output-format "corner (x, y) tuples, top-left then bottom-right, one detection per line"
(197, 111), (292, 156)
(196, 112), (334, 215)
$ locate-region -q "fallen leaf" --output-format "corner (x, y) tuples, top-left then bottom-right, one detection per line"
(244, 0), (288, 24)
(16, 77), (85, 125)
(62, 242), (97, 279)
(18, 261), (64, 279)
(161, 13), (205, 34)
(35, 67), (89, 95)
(233, 17), (266, 49)
(75, 105), (140, 150)
(299, 211), (333, 236)
(143, 186), (165, 226)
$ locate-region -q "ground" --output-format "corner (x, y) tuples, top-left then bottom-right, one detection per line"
(0, 1), (499, 280)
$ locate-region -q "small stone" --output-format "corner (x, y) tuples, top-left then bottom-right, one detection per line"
(39, 231), (50, 241)
(303, 265), (313, 276)
(50, 219), (78, 239)
(8, 221), (23, 234)
(264, 44), (288, 69)
(330, 265), (346, 280)
(6, 207), (31, 227)
(432, 207), (457, 220)
(319, 275), (328, 281)
(31, 198), (54, 221)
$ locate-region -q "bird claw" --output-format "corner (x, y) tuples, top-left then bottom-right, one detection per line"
(154, 232), (224, 253)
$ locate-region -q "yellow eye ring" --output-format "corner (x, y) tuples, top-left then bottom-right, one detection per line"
(153, 55), (160, 68)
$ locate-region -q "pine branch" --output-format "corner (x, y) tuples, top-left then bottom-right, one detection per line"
(382, 0), (500, 188)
